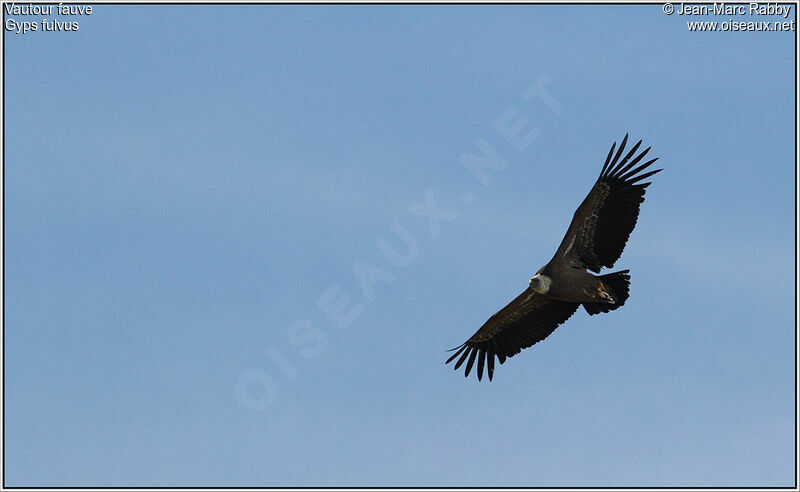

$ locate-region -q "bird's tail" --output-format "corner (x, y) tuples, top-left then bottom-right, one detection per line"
(583, 270), (630, 315)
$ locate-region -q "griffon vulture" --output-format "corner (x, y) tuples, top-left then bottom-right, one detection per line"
(446, 134), (661, 381)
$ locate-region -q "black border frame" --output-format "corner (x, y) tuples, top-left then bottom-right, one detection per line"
(1, 1), (797, 490)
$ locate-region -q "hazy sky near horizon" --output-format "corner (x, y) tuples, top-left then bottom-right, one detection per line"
(4, 4), (796, 486)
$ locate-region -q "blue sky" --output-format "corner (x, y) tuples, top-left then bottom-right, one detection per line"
(4, 3), (796, 487)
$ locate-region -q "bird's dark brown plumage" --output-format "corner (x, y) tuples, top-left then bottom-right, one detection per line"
(446, 134), (660, 381)
(558, 133), (660, 273)
(446, 292), (579, 381)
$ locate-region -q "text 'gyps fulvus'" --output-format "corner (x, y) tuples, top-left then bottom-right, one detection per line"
(446, 134), (661, 381)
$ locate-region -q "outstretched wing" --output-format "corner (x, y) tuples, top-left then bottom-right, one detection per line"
(555, 134), (661, 273)
(446, 289), (579, 381)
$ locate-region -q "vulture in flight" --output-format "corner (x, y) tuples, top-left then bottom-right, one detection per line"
(446, 134), (661, 381)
